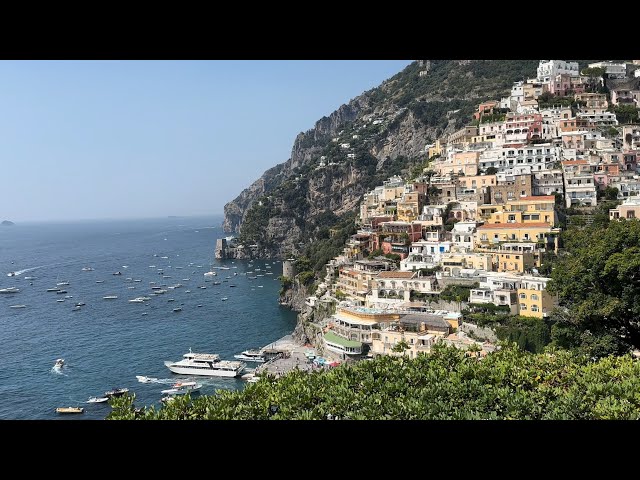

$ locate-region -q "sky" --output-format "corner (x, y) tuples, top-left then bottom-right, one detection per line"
(0, 60), (410, 222)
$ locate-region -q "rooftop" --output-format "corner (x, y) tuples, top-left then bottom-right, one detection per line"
(324, 331), (362, 348)
(511, 195), (555, 202)
(377, 271), (416, 279)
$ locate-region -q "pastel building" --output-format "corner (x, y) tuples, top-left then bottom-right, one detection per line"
(516, 275), (556, 318)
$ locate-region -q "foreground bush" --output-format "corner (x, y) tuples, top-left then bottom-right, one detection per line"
(108, 344), (640, 420)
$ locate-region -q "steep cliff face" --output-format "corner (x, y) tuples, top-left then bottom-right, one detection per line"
(223, 60), (539, 256)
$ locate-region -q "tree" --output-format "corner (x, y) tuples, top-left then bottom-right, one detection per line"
(603, 186), (619, 202)
(547, 219), (640, 356)
(485, 167), (499, 175)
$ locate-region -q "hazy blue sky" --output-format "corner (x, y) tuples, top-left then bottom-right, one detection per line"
(0, 60), (410, 222)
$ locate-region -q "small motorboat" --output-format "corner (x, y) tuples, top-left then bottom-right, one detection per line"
(172, 307), (182, 312)
(136, 375), (157, 383)
(197, 304), (203, 308)
(56, 290), (68, 294)
(56, 407), (84, 414)
(72, 306), (81, 311)
(221, 297), (228, 301)
(104, 387), (129, 398)
(56, 281), (70, 286)
(0, 287), (20, 294)
(54, 358), (65, 369)
(87, 396), (109, 404)
(161, 381), (202, 396)
(9, 304), (26, 309)
(56, 299), (65, 303)
(112, 272), (122, 276)
(7, 272), (16, 277)
(95, 280), (104, 284)
(81, 267), (94, 271)
(103, 295), (118, 300)
(75, 302), (86, 306)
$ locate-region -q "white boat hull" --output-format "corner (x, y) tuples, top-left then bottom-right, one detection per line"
(164, 362), (241, 377)
(233, 355), (265, 363)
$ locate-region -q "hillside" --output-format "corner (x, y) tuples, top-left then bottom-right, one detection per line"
(223, 60), (542, 257)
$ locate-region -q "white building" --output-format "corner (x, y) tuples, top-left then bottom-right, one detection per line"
(588, 61), (627, 79)
(450, 221), (477, 251)
(537, 60), (580, 83)
(533, 169), (564, 196)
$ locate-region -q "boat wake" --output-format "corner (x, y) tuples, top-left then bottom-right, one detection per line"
(51, 367), (67, 376)
(13, 265), (45, 276)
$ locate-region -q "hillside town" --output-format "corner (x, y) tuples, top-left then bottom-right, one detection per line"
(295, 60), (640, 361)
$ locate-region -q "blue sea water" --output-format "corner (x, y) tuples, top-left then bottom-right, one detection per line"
(0, 215), (297, 420)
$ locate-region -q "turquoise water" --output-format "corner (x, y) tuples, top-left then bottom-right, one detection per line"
(0, 216), (297, 420)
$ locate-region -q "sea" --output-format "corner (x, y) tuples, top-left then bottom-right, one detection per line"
(0, 215), (297, 420)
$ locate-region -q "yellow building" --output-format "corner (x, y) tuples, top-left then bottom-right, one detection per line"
(440, 252), (493, 275)
(485, 196), (556, 225)
(516, 275), (556, 318)
(492, 251), (536, 273)
(396, 192), (421, 222)
(428, 138), (444, 160)
(476, 222), (559, 247)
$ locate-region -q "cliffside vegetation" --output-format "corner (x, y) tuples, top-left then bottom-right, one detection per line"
(108, 343), (640, 420)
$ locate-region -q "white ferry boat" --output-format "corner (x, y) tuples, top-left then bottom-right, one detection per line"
(234, 349), (266, 363)
(164, 349), (245, 377)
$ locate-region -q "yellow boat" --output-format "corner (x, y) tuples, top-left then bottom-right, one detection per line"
(56, 407), (84, 414)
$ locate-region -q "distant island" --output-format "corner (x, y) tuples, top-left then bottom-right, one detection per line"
(1, 220), (14, 226)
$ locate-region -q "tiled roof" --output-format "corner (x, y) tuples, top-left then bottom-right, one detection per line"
(477, 222), (552, 229)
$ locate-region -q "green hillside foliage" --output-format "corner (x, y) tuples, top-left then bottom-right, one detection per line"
(548, 219), (640, 356)
(107, 344), (640, 420)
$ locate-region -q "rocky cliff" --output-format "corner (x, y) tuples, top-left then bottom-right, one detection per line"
(223, 60), (540, 258)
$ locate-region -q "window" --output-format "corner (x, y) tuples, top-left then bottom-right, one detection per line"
(531, 294), (539, 301)
(519, 293), (526, 299)
(481, 234), (488, 241)
(520, 303), (527, 310)
(531, 305), (539, 312)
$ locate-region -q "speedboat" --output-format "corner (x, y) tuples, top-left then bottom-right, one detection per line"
(54, 359), (64, 370)
(7, 272), (16, 277)
(234, 349), (266, 363)
(204, 271), (216, 277)
(221, 297), (228, 301)
(172, 307), (182, 312)
(103, 295), (118, 300)
(9, 304), (26, 309)
(164, 348), (245, 377)
(56, 407), (84, 414)
(136, 375), (157, 383)
(87, 396), (109, 404)
(104, 387), (129, 398)
(112, 272), (122, 276)
(161, 381), (202, 396)
(75, 302), (86, 306)
(81, 267), (94, 271)
(56, 281), (70, 286)
(0, 287), (20, 294)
